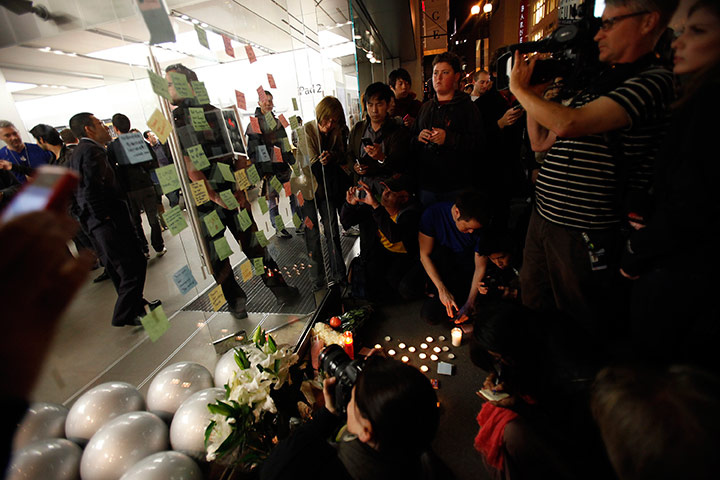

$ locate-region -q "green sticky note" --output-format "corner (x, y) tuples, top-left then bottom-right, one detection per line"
(187, 144), (210, 170)
(246, 164), (261, 185)
(219, 189), (239, 210)
(189, 107), (211, 131)
(274, 214), (285, 230)
(270, 176), (283, 194)
(291, 162), (301, 178)
(214, 236), (233, 261)
(237, 209), (253, 231)
(195, 25), (209, 49)
(155, 164), (180, 194)
(289, 115), (299, 130)
(281, 137), (292, 152)
(252, 257), (264, 276)
(292, 97), (298, 110)
(148, 70), (171, 101)
(292, 212), (302, 229)
(191, 81), (210, 104)
(217, 162), (235, 182)
(203, 210), (225, 237)
(169, 72), (193, 98)
(257, 196), (269, 214)
(264, 111), (277, 130)
(255, 230), (268, 247)
(162, 205), (188, 235)
(141, 305), (170, 342)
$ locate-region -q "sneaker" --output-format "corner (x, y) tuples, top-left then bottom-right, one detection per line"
(144, 251), (151, 260)
(156, 247), (168, 257)
(277, 229), (293, 239)
(296, 227), (305, 235)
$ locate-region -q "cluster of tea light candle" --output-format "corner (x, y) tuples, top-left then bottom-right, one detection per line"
(374, 328), (462, 373)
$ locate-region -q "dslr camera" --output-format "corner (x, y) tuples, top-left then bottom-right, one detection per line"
(319, 344), (365, 413)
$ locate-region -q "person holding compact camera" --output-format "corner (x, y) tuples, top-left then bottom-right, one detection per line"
(260, 347), (444, 480)
(509, 0), (679, 344)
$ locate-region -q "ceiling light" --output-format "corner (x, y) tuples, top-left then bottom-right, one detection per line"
(52, 50), (64, 55)
(5, 81), (37, 93)
(471, 5), (481, 15)
(38, 46), (51, 52)
(369, 57), (376, 63)
(366, 51), (373, 58)
(201, 23), (208, 27)
(336, 22), (343, 27)
(484, 3), (493, 13)
(191, 19), (200, 24)
(353, 34), (361, 39)
(181, 15), (189, 20)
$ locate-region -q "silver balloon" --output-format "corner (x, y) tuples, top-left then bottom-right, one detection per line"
(119, 451), (202, 480)
(80, 411), (168, 480)
(213, 349), (240, 387)
(6, 438), (82, 480)
(13, 402), (68, 451)
(65, 382), (145, 445)
(146, 362), (213, 423)
(169, 388), (224, 460)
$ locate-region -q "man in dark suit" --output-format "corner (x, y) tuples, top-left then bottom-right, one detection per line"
(68, 112), (157, 327)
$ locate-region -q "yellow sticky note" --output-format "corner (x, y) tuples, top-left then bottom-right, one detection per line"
(208, 284), (226, 311)
(190, 180), (210, 205)
(234, 169), (250, 190)
(240, 260), (253, 282)
(147, 108), (173, 144)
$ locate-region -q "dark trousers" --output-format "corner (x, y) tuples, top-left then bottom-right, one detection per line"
(421, 246), (475, 324)
(128, 186), (165, 253)
(364, 248), (425, 301)
(91, 218), (147, 326)
(520, 210), (627, 342)
(301, 197), (346, 287)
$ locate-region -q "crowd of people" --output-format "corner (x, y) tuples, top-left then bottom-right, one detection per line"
(2, 0), (719, 478)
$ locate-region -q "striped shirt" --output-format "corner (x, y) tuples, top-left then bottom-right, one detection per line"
(535, 64), (674, 230)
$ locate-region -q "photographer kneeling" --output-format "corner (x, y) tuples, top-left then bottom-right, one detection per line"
(261, 350), (443, 480)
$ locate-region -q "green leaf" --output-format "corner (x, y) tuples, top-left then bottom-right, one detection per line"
(252, 326), (263, 345)
(207, 400), (234, 416)
(274, 358), (281, 374)
(224, 384), (231, 398)
(204, 420), (216, 448)
(234, 348), (250, 370)
(266, 334), (277, 353)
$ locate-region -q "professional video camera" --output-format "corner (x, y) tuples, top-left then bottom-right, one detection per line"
(496, 0), (604, 93)
(319, 344), (365, 413)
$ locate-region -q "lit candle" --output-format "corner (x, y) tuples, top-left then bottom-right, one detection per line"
(374, 344), (382, 350)
(447, 353), (456, 360)
(438, 336), (446, 342)
(398, 343), (406, 349)
(426, 336), (434, 343)
(420, 365), (429, 373)
(433, 347), (441, 353)
(343, 331), (354, 359)
(419, 353), (427, 359)
(401, 356), (409, 363)
(388, 349), (396, 356)
(451, 327), (462, 347)
(384, 336), (392, 342)
(420, 343), (428, 349)
(408, 346), (416, 353)
(442, 346), (449, 352)
(430, 354), (438, 361)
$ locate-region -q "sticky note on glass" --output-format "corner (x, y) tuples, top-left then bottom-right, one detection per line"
(270, 176), (283, 194)
(234, 169), (250, 190)
(235, 90), (246, 110)
(187, 144), (210, 171)
(219, 189), (239, 210)
(189, 107), (211, 131)
(267, 73), (276, 89)
(304, 216), (314, 230)
(255, 230), (268, 247)
(277, 114), (289, 129)
(257, 145), (271, 163)
(246, 165), (260, 184)
(208, 284), (226, 311)
(195, 25), (209, 49)
(169, 72), (193, 98)
(217, 162), (235, 182)
(137, 0), (175, 45)
(249, 116), (260, 134)
(274, 214), (285, 230)
(214, 236), (233, 261)
(257, 86), (267, 103)
(240, 260), (253, 282)
(281, 137), (291, 152)
(237, 209), (253, 231)
(252, 257), (264, 276)
(191, 81), (210, 104)
(291, 162), (300, 178)
(283, 181), (292, 197)
(292, 212), (302, 229)
(264, 112), (277, 130)
(292, 97), (298, 110)
(156, 164), (180, 194)
(148, 70), (171, 101)
(141, 305), (169, 343)
(296, 190), (304, 207)
(173, 265), (198, 295)
(289, 115), (299, 130)
(162, 205), (188, 235)
(257, 196), (269, 214)
(203, 210), (224, 237)
(147, 108), (173, 144)
(273, 146), (283, 163)
(222, 34), (234, 57)
(190, 180), (210, 205)
(245, 44), (257, 63)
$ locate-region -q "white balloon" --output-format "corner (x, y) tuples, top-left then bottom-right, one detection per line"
(13, 402), (68, 451)
(119, 451), (202, 480)
(169, 388), (225, 460)
(213, 349), (240, 387)
(65, 382), (145, 445)
(80, 411), (168, 480)
(6, 438), (82, 480)
(146, 362), (213, 422)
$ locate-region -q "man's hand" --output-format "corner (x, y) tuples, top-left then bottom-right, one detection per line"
(430, 128), (447, 145)
(318, 151), (331, 166)
(353, 162), (368, 175)
(403, 116), (416, 128)
(620, 268), (640, 280)
(438, 286), (458, 318)
(345, 186), (360, 205)
(418, 129), (434, 144)
(477, 281), (489, 295)
(363, 144), (385, 162)
(356, 181), (379, 208)
(498, 107), (524, 129)
(322, 377), (338, 415)
(453, 301), (474, 324)
(0, 159), (13, 170)
(509, 51), (537, 94)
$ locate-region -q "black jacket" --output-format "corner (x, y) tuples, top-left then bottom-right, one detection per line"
(340, 201), (421, 257)
(347, 117), (409, 180)
(246, 107), (294, 182)
(411, 91), (485, 193)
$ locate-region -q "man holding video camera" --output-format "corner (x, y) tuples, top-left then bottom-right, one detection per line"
(509, 0), (677, 341)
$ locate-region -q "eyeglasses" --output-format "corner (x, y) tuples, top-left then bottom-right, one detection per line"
(599, 11), (649, 31)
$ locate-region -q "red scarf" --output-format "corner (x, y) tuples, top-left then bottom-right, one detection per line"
(473, 402), (519, 471)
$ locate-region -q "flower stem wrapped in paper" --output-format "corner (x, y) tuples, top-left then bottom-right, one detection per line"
(204, 327), (298, 465)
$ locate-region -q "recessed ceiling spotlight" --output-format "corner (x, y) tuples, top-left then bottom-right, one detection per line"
(191, 19), (200, 24)
(201, 23), (208, 28)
